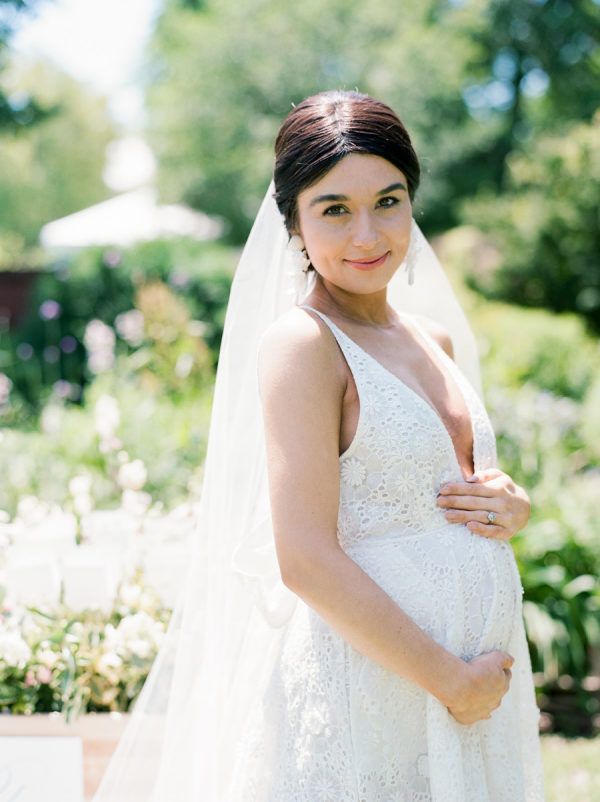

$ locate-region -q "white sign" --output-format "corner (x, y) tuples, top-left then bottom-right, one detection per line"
(0, 737), (83, 802)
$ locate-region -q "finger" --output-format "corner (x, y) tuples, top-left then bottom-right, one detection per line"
(443, 509), (503, 528)
(438, 494), (502, 511)
(471, 468), (504, 481)
(438, 482), (498, 498)
(465, 521), (508, 539)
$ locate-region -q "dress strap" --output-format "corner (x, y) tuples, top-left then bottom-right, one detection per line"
(298, 304), (368, 387)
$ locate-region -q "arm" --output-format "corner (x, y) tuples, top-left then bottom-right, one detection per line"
(257, 310), (511, 718)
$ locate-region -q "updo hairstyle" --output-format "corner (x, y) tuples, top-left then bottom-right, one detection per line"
(273, 89), (421, 253)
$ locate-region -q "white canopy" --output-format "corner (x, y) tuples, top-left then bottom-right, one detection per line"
(39, 186), (224, 249)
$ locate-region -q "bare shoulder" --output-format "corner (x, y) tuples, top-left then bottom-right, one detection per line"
(257, 306), (345, 397)
(409, 313), (455, 360)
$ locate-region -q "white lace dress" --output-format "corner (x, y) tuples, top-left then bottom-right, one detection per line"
(232, 305), (545, 801)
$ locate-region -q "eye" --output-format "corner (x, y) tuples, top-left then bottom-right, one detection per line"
(378, 196), (400, 209)
(323, 204), (348, 216)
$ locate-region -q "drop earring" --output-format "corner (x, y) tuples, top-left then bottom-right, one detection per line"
(285, 234), (311, 300)
(402, 219), (422, 286)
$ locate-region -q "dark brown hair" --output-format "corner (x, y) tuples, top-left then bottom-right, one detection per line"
(273, 89), (421, 236)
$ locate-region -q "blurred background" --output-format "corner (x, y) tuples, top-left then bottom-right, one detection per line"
(0, 0), (598, 797)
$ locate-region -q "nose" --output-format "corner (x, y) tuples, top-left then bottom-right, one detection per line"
(351, 208), (379, 249)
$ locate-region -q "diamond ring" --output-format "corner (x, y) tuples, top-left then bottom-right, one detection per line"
(486, 511), (497, 524)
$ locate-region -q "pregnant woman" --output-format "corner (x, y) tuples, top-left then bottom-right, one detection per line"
(231, 90), (546, 801)
(92, 90), (545, 802)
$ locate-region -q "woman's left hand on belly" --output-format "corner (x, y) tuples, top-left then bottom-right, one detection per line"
(436, 467), (531, 541)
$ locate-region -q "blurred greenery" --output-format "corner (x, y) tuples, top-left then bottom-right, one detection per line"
(462, 111), (600, 333)
(0, 0), (57, 132)
(146, 0), (599, 240)
(0, 237), (237, 419)
(464, 280), (600, 736)
(0, 58), (116, 248)
(541, 735), (600, 801)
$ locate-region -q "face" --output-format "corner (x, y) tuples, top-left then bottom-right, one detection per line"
(294, 152), (412, 295)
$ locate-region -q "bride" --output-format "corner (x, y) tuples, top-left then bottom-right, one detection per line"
(93, 90), (545, 801)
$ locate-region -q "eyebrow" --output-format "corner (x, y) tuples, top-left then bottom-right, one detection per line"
(308, 182), (407, 208)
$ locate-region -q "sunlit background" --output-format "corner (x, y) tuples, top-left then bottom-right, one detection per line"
(0, 1), (598, 798)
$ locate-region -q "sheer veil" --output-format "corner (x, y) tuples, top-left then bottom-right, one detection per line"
(92, 178), (483, 801)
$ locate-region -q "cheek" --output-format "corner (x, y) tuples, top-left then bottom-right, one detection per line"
(304, 221), (346, 259)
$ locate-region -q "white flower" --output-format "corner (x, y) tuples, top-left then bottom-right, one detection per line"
(119, 582), (142, 608)
(69, 474), (92, 497)
(112, 612), (165, 659)
(175, 353), (194, 378)
(340, 456), (366, 487)
(0, 373), (13, 405)
(84, 319), (115, 351)
(37, 648), (59, 669)
(16, 495), (49, 526)
(84, 320), (115, 373)
(94, 394), (120, 440)
(121, 489), (152, 516)
(73, 494), (93, 516)
(117, 459), (147, 491)
(114, 309), (145, 347)
(97, 651), (123, 676)
(0, 629), (31, 667)
(69, 475), (95, 515)
(40, 404), (62, 435)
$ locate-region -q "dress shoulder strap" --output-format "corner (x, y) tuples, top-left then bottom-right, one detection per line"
(298, 304), (368, 381)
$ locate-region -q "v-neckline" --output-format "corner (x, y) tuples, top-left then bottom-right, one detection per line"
(300, 305), (477, 480)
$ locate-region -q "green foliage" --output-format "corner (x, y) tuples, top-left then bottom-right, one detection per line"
(0, 352), (213, 516)
(0, 237), (236, 419)
(461, 111), (600, 332)
(0, 571), (172, 720)
(468, 297), (600, 734)
(145, 0), (495, 240)
(0, 0), (55, 133)
(148, 0), (599, 241)
(0, 58), (116, 246)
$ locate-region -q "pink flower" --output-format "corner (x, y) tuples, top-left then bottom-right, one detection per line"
(36, 666), (53, 684)
(24, 670), (37, 687)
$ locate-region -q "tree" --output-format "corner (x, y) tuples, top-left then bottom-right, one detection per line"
(144, 0), (490, 240)
(445, 0), (600, 190)
(0, 0), (57, 132)
(0, 58), (116, 247)
(461, 111), (600, 333)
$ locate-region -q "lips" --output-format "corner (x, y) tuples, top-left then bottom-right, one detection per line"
(344, 251), (390, 270)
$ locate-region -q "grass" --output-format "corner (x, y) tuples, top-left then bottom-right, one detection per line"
(542, 735), (600, 801)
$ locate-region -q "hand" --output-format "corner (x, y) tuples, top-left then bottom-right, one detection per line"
(445, 651), (514, 725)
(436, 468), (531, 541)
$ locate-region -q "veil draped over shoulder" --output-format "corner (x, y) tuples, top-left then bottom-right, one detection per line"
(92, 179), (483, 802)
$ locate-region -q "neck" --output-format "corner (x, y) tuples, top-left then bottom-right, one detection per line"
(306, 274), (399, 328)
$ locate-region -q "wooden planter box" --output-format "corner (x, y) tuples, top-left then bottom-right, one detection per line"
(0, 711), (130, 801)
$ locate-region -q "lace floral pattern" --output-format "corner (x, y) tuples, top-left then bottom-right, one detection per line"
(231, 306), (545, 801)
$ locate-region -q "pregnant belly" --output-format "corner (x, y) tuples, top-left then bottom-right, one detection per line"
(343, 522), (522, 659)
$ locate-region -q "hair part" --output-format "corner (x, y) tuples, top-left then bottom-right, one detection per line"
(273, 89), (421, 236)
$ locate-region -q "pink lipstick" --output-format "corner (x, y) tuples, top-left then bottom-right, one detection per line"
(344, 252), (390, 271)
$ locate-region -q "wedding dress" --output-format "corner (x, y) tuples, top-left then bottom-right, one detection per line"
(91, 181), (545, 802)
(229, 305), (546, 802)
